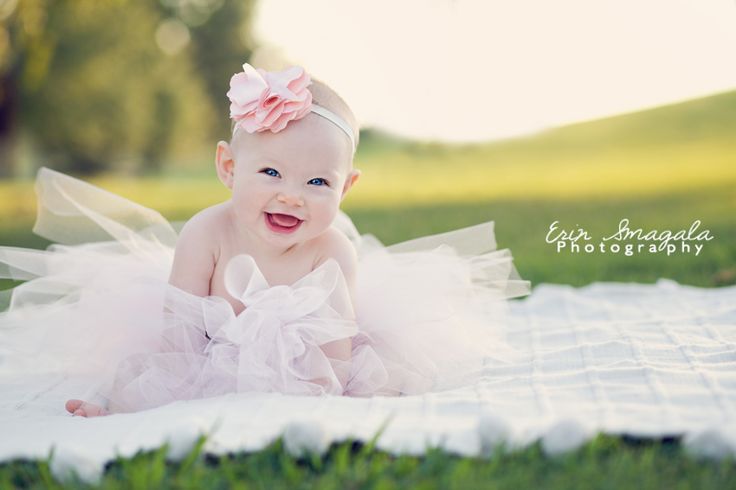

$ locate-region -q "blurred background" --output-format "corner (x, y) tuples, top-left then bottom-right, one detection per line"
(0, 0), (734, 289)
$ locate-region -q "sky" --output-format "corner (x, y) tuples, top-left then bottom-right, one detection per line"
(249, 0), (736, 143)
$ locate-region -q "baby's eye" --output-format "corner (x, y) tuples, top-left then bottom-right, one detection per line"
(309, 178), (330, 187)
(260, 168), (280, 177)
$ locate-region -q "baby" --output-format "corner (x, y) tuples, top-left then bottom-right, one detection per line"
(66, 63), (362, 417)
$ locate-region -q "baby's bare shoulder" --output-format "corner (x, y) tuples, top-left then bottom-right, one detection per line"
(314, 226), (358, 277)
(169, 204), (226, 296)
(180, 203), (228, 242)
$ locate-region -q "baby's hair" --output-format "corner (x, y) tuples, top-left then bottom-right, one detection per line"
(229, 76), (359, 150)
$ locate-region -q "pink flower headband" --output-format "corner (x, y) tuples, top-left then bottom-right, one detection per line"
(226, 63), (357, 154)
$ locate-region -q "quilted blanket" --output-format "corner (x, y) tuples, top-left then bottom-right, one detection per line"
(1, 278), (734, 484)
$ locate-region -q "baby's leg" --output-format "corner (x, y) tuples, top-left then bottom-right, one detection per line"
(65, 398), (111, 417)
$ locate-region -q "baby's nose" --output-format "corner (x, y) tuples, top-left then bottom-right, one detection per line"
(277, 193), (304, 206)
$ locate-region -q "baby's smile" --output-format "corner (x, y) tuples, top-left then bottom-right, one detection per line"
(265, 212), (304, 234)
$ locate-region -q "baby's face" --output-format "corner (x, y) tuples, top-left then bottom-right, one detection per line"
(217, 113), (358, 252)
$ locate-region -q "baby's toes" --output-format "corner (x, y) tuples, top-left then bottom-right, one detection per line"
(65, 399), (83, 414)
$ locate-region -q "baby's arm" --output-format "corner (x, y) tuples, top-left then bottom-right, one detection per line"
(315, 228), (359, 389)
(168, 212), (216, 297)
(74, 214), (216, 416)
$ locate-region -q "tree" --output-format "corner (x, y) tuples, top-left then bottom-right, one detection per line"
(0, 0), (256, 178)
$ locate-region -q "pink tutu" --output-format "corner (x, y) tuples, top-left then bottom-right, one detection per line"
(0, 167), (530, 413)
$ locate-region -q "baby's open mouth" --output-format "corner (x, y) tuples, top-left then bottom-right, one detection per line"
(266, 213), (303, 232)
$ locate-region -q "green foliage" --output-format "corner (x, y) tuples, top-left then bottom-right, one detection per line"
(0, 0), (256, 178)
(175, 0), (257, 142)
(21, 1), (215, 175)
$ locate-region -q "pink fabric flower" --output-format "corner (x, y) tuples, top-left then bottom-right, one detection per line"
(227, 63), (313, 134)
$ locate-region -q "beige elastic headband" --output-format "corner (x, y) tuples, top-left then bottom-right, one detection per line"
(232, 104), (356, 155)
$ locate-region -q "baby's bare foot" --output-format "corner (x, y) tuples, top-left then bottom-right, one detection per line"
(65, 398), (111, 417)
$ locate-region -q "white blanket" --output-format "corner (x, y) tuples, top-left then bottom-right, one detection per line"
(1, 277), (734, 484)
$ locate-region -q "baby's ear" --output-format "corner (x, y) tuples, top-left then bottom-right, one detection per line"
(215, 141), (236, 189)
(340, 169), (361, 201)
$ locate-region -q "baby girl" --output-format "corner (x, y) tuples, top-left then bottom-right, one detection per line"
(65, 63), (363, 417)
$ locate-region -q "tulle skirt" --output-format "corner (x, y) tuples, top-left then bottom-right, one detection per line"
(0, 167), (531, 413)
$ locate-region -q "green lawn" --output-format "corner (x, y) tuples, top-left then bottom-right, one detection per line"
(3, 432), (736, 489)
(1, 177), (733, 291)
(1, 90), (735, 487)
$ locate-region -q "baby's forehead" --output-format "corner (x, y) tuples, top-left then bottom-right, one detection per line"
(234, 118), (352, 173)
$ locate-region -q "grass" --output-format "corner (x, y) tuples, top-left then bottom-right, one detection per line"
(1, 90), (735, 487)
(2, 180), (733, 290)
(2, 432), (735, 489)
(0, 434), (736, 489)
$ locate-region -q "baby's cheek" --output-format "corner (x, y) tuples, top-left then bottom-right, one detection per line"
(234, 188), (264, 213)
(312, 201), (340, 230)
